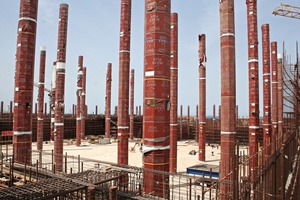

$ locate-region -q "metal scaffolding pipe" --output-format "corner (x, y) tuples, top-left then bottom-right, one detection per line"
(81, 67), (87, 139)
(129, 69), (135, 140)
(13, 0), (38, 165)
(261, 24), (271, 161)
(219, 0), (237, 199)
(54, 3), (69, 172)
(117, 0), (131, 165)
(105, 63), (112, 138)
(247, 1), (259, 195)
(198, 34), (206, 161)
(143, 0), (170, 197)
(170, 12), (178, 173)
(76, 56), (83, 146)
(37, 47), (46, 150)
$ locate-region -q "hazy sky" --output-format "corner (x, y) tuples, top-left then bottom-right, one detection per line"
(0, 0), (299, 117)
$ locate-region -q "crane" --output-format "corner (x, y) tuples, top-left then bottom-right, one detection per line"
(273, 3), (300, 20)
(34, 82), (51, 93)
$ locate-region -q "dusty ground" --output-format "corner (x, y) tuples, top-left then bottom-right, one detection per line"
(33, 139), (221, 173)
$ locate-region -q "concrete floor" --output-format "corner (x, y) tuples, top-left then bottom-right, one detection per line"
(33, 139), (221, 173)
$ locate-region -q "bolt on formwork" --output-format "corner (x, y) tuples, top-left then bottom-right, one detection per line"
(13, 0), (38, 165)
(170, 12), (178, 173)
(117, 0), (131, 166)
(54, 3), (69, 172)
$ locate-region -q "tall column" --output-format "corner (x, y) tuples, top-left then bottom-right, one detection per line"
(170, 12), (178, 173)
(195, 105), (199, 142)
(81, 67), (87, 139)
(143, 0), (170, 197)
(117, 0), (131, 165)
(50, 61), (56, 141)
(247, 1), (259, 196)
(187, 105), (190, 136)
(95, 105), (98, 116)
(198, 34), (206, 161)
(54, 4), (69, 172)
(139, 105), (141, 116)
(13, 0), (38, 164)
(129, 69), (135, 140)
(105, 63), (112, 138)
(271, 41), (278, 196)
(261, 24), (271, 160)
(0, 101), (3, 118)
(37, 47), (46, 150)
(76, 56), (83, 146)
(180, 105), (183, 140)
(277, 54), (283, 146)
(219, 0), (237, 199)
(44, 102), (47, 116)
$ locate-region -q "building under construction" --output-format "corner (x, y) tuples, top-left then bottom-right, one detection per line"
(0, 0), (299, 199)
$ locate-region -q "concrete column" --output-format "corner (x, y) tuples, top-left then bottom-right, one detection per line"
(37, 47), (46, 150)
(54, 4), (69, 172)
(13, 0), (38, 165)
(129, 69), (135, 140)
(105, 63), (112, 138)
(76, 56), (83, 146)
(219, 0), (237, 199)
(117, 0), (131, 165)
(170, 13), (178, 173)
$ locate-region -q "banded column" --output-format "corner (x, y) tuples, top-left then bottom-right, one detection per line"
(37, 47), (46, 150)
(117, 0), (131, 165)
(219, 0), (237, 199)
(50, 61), (56, 141)
(261, 24), (271, 160)
(81, 67), (87, 139)
(247, 1), (259, 195)
(54, 4), (69, 172)
(271, 41), (278, 196)
(170, 12), (178, 173)
(198, 34), (206, 161)
(277, 54), (283, 146)
(13, 0), (38, 164)
(143, 0), (170, 197)
(76, 56), (83, 146)
(105, 63), (112, 138)
(129, 69), (135, 140)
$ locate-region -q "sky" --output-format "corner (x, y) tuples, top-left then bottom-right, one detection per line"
(0, 0), (299, 117)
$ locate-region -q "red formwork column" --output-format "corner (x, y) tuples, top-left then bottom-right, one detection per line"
(0, 101), (3, 118)
(81, 67), (87, 139)
(219, 0), (237, 199)
(105, 63), (112, 138)
(129, 69), (135, 140)
(180, 105), (183, 140)
(170, 13), (178, 173)
(271, 42), (278, 196)
(246, 1), (259, 196)
(117, 0), (131, 165)
(54, 4), (69, 172)
(261, 24), (271, 160)
(187, 105), (190, 137)
(277, 55), (283, 146)
(143, 0), (170, 198)
(198, 34), (206, 161)
(76, 56), (83, 146)
(195, 105), (199, 142)
(37, 47), (46, 150)
(13, 0), (39, 165)
(50, 61), (56, 141)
